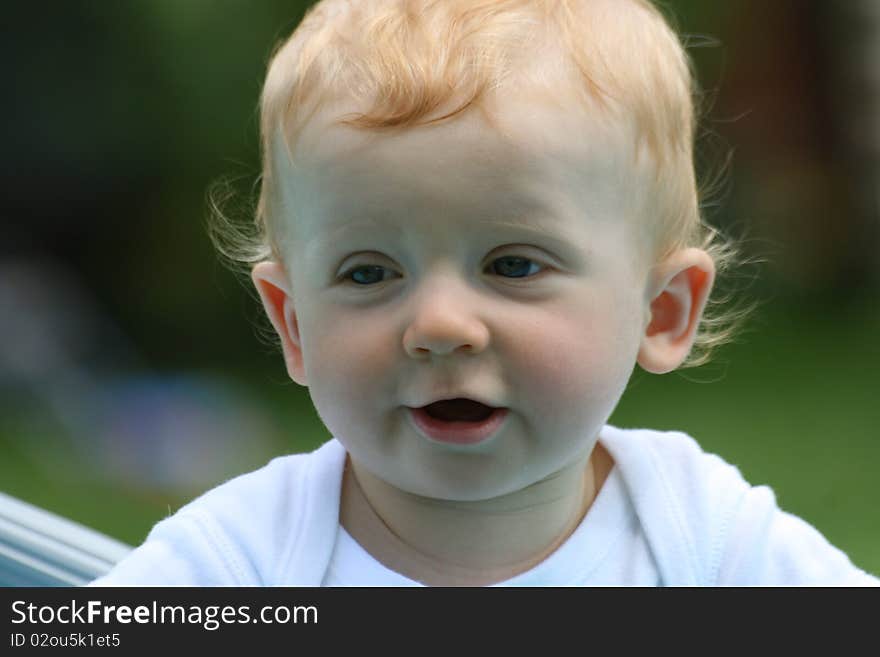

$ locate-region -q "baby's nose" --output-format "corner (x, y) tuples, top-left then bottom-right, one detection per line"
(402, 287), (490, 359)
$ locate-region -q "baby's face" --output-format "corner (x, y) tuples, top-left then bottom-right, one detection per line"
(273, 95), (654, 500)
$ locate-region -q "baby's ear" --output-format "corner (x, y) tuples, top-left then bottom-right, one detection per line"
(637, 248), (715, 374)
(251, 261), (307, 386)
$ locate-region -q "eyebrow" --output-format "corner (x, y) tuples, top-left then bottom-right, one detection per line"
(307, 218), (404, 247)
(305, 215), (584, 266)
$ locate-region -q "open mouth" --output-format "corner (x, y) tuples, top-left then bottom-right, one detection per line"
(409, 398), (508, 446)
(421, 398), (496, 423)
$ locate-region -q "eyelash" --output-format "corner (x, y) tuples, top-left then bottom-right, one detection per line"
(339, 256), (546, 286)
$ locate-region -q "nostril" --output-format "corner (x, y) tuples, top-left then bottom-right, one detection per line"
(412, 344), (472, 356)
(403, 318), (489, 357)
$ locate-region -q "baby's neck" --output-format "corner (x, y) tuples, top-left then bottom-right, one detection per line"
(339, 443), (613, 586)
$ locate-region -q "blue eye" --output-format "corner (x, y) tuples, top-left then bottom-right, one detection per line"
(343, 265), (396, 285)
(489, 256), (543, 278)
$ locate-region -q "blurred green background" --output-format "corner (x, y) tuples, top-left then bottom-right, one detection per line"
(1, 1), (878, 577)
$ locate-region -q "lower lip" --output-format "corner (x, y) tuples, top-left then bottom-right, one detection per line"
(408, 406), (508, 445)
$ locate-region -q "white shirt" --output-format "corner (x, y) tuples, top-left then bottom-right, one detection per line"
(90, 425), (879, 586)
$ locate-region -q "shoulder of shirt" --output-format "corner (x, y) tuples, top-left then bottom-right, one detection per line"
(600, 425), (879, 586)
(600, 424), (760, 585)
(93, 438), (346, 586)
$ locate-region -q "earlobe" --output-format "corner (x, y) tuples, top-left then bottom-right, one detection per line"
(637, 248), (715, 374)
(251, 261), (308, 385)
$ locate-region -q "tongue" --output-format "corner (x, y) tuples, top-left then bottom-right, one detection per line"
(424, 398), (494, 422)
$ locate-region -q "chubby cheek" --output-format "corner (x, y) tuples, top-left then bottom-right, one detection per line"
(299, 307), (399, 436)
(510, 297), (641, 429)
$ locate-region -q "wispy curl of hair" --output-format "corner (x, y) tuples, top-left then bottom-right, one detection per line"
(208, 0), (759, 370)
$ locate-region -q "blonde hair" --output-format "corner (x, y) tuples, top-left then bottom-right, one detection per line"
(210, 0), (753, 368)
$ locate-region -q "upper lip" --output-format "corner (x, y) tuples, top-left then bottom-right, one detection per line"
(409, 394), (503, 409)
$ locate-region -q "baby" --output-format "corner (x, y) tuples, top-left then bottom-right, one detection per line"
(92, 0), (877, 586)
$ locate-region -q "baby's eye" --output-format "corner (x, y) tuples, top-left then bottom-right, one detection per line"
(342, 265), (398, 285)
(487, 256), (544, 279)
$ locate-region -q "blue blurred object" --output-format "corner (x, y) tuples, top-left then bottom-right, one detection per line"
(0, 492), (131, 586)
(96, 372), (279, 491)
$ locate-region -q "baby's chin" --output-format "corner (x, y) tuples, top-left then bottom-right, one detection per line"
(364, 452), (591, 506)
(335, 406), (598, 500)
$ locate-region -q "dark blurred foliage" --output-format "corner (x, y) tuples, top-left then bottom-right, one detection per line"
(2, 1), (308, 372)
(715, 0), (880, 297)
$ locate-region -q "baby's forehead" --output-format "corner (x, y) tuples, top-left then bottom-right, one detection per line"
(287, 91), (643, 188)
(271, 92), (655, 263)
